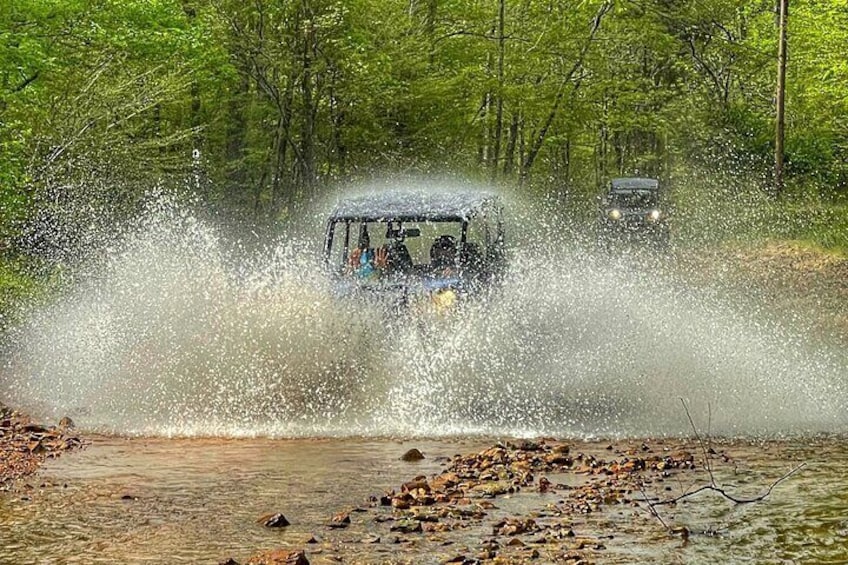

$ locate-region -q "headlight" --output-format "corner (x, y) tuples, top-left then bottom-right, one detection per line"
(647, 209), (661, 222)
(608, 209), (622, 221)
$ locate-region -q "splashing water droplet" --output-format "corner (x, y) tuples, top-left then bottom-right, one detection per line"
(3, 184), (846, 438)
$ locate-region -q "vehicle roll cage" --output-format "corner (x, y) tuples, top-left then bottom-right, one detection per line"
(323, 191), (504, 267)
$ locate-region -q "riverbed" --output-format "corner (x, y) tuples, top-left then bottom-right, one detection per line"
(2, 435), (846, 564)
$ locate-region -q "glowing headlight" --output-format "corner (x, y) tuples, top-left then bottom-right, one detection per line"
(608, 209), (622, 221)
(647, 209), (661, 222)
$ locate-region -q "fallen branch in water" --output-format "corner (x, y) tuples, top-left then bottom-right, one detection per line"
(638, 398), (807, 534)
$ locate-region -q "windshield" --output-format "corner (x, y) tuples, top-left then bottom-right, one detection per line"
(607, 190), (658, 209)
(326, 219), (486, 278)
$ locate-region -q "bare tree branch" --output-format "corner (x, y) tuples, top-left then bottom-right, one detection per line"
(638, 399), (808, 535)
(649, 462), (806, 507)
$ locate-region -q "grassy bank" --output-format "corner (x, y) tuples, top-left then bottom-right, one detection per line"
(779, 203), (848, 257)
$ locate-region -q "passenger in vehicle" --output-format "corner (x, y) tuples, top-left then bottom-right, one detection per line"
(430, 235), (457, 275)
(459, 241), (484, 272)
(384, 240), (413, 275)
(348, 226), (387, 279)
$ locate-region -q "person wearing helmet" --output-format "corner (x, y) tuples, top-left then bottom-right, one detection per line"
(429, 234), (457, 273)
(428, 234), (459, 313)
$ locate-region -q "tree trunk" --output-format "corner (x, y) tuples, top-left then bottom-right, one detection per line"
(503, 112), (519, 177)
(775, 0), (788, 198)
(272, 73), (295, 214)
(299, 0), (317, 202)
(491, 0), (505, 182)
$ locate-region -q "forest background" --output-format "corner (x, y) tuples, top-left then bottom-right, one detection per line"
(1, 0), (847, 317)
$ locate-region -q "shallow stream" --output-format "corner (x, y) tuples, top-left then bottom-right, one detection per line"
(2, 436), (847, 564)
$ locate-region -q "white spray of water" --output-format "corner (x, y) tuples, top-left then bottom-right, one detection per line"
(3, 185), (846, 438)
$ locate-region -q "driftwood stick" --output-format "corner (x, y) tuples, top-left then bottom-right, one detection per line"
(638, 399), (807, 533)
(681, 398), (716, 487)
(650, 462), (806, 507)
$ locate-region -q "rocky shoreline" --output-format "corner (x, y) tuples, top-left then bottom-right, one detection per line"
(0, 403), (84, 490)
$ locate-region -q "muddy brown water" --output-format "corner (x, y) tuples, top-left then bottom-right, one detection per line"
(1, 435), (847, 564)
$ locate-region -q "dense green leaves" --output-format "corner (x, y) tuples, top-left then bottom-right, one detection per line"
(1, 0), (847, 242)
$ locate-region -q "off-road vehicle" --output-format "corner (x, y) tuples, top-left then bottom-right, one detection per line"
(597, 177), (669, 250)
(324, 190), (506, 311)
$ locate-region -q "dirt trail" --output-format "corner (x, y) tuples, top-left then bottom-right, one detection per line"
(676, 240), (848, 343)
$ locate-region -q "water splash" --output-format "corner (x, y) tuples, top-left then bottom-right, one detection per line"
(2, 185), (846, 438)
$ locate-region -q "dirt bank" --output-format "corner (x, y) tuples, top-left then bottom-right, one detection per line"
(676, 239), (848, 344)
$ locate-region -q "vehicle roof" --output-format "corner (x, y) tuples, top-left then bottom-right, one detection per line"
(328, 190), (500, 221)
(610, 177), (659, 190)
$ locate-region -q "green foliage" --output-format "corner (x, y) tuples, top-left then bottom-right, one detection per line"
(0, 0), (846, 242)
(0, 257), (38, 332)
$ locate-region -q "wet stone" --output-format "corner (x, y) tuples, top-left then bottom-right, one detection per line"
(326, 511), (350, 528)
(402, 448), (425, 462)
(245, 549), (309, 565)
(390, 519), (423, 533)
(258, 513), (290, 528)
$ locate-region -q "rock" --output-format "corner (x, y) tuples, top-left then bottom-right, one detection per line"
(495, 518), (539, 536)
(402, 448), (425, 462)
(390, 519), (423, 534)
(258, 513), (290, 528)
(671, 526), (690, 539)
(391, 493), (413, 509)
(507, 537), (525, 547)
(219, 559), (240, 565)
(410, 509), (439, 522)
(22, 423), (50, 434)
(514, 440), (542, 451)
(245, 549), (309, 565)
(58, 416), (75, 429)
(360, 534), (380, 544)
(326, 511), (350, 528)
(402, 478), (430, 492)
(27, 440), (45, 454)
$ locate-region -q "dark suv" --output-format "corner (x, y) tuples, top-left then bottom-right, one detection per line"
(597, 177), (669, 250)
